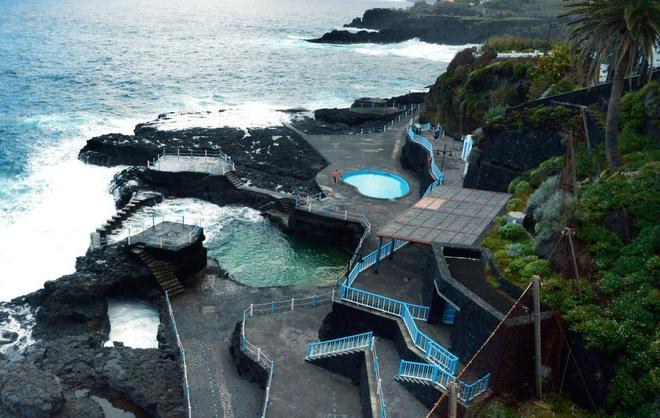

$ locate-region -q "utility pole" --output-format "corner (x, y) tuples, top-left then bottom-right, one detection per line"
(533, 275), (542, 398)
(448, 381), (457, 418)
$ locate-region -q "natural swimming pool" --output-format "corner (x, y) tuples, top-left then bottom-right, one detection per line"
(111, 199), (349, 287)
(342, 170), (410, 199)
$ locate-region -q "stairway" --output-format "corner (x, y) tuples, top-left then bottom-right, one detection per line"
(131, 244), (186, 296)
(277, 198), (294, 214)
(395, 375), (433, 386)
(92, 192), (163, 249)
(225, 171), (246, 189)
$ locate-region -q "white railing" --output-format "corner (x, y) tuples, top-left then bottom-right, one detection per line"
(241, 292), (335, 417)
(147, 147), (236, 173)
(164, 291), (192, 418)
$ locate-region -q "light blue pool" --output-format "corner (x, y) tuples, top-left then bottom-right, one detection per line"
(342, 170), (410, 199)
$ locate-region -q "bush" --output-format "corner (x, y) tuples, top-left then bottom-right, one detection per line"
(526, 175), (558, 217)
(505, 242), (532, 258)
(506, 198), (525, 212)
(499, 223), (528, 240)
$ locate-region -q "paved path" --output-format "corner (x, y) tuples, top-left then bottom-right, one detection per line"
(246, 305), (362, 418)
(287, 120), (421, 248)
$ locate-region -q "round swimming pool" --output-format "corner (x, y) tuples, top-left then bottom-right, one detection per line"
(342, 170), (410, 199)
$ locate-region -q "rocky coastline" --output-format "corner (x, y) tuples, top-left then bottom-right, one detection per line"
(0, 94), (420, 417)
(309, 7), (567, 45)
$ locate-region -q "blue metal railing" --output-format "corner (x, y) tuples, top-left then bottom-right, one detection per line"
(459, 373), (491, 404)
(401, 305), (458, 373)
(406, 127), (444, 185)
(339, 285), (429, 320)
(307, 331), (373, 359)
(397, 360), (490, 404)
(398, 360), (455, 390)
(307, 332), (387, 417)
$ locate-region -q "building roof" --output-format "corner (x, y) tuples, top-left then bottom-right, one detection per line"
(377, 186), (511, 245)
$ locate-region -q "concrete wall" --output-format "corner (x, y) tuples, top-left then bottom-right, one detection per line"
(400, 137), (434, 197)
(287, 209), (365, 251)
(229, 322), (269, 388)
(307, 351), (376, 418)
(463, 128), (564, 193)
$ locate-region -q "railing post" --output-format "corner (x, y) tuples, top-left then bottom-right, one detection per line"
(448, 381), (458, 418)
(312, 295), (317, 308)
(291, 298), (294, 311)
(250, 303), (254, 316)
(374, 237), (383, 274)
(331, 289), (335, 302)
(271, 301), (275, 313)
(257, 347), (261, 363)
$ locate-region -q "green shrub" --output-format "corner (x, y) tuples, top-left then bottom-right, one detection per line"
(499, 223), (527, 240)
(526, 175), (558, 216)
(513, 180), (532, 197)
(506, 198), (525, 212)
(505, 242), (533, 258)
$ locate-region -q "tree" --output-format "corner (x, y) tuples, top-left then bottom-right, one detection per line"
(562, 0), (660, 169)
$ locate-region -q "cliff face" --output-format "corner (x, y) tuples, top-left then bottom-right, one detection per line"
(425, 49), (535, 138)
(463, 105), (576, 192)
(310, 3), (568, 45)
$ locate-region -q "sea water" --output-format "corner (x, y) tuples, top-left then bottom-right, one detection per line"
(0, 0), (470, 300)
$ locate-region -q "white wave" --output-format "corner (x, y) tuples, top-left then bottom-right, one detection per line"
(0, 303), (36, 356)
(144, 102), (292, 131)
(0, 116), (140, 301)
(353, 40), (478, 62)
(104, 298), (159, 349)
(340, 27), (379, 33)
(108, 198), (263, 244)
(497, 51), (543, 58)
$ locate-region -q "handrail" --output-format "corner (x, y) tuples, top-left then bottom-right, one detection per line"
(241, 292), (335, 417)
(155, 147), (237, 172)
(306, 333), (387, 417)
(406, 127), (444, 185)
(370, 337), (387, 418)
(306, 331), (373, 359)
(339, 285), (429, 320)
(397, 360), (490, 404)
(458, 373), (491, 404)
(401, 305), (458, 373)
(164, 291), (192, 418)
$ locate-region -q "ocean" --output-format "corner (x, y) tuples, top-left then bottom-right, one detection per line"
(0, 0), (469, 300)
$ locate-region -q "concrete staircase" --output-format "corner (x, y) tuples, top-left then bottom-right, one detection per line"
(130, 244), (186, 296)
(276, 198), (294, 214)
(225, 171), (246, 189)
(91, 191), (163, 249)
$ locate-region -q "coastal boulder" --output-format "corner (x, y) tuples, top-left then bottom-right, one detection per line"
(0, 363), (64, 417)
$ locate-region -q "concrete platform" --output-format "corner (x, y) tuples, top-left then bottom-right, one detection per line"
(286, 122), (421, 248)
(131, 221), (201, 251)
(245, 305), (363, 418)
(150, 154), (233, 175)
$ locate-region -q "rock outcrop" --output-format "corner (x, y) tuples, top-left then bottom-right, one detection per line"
(79, 118), (328, 195)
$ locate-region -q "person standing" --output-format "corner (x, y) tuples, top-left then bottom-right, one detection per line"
(332, 169), (339, 184)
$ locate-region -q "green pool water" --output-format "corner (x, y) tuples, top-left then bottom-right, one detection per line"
(205, 209), (349, 287)
(111, 199), (348, 287)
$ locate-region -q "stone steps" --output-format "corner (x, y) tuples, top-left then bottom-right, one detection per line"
(131, 244), (186, 296)
(225, 171), (246, 189)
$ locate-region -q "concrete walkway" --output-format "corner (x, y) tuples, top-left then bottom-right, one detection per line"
(246, 305), (362, 418)
(286, 120), (421, 248)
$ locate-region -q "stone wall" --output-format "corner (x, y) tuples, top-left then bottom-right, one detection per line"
(463, 128), (564, 193)
(287, 210), (365, 251)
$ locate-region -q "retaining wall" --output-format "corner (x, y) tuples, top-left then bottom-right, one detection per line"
(400, 136), (434, 197)
(287, 209), (365, 251)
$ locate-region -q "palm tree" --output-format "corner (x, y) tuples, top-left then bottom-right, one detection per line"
(562, 0), (660, 169)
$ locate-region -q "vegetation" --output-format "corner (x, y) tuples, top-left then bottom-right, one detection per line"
(481, 36), (548, 53)
(487, 84), (660, 416)
(562, 0), (660, 169)
(528, 43), (579, 98)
